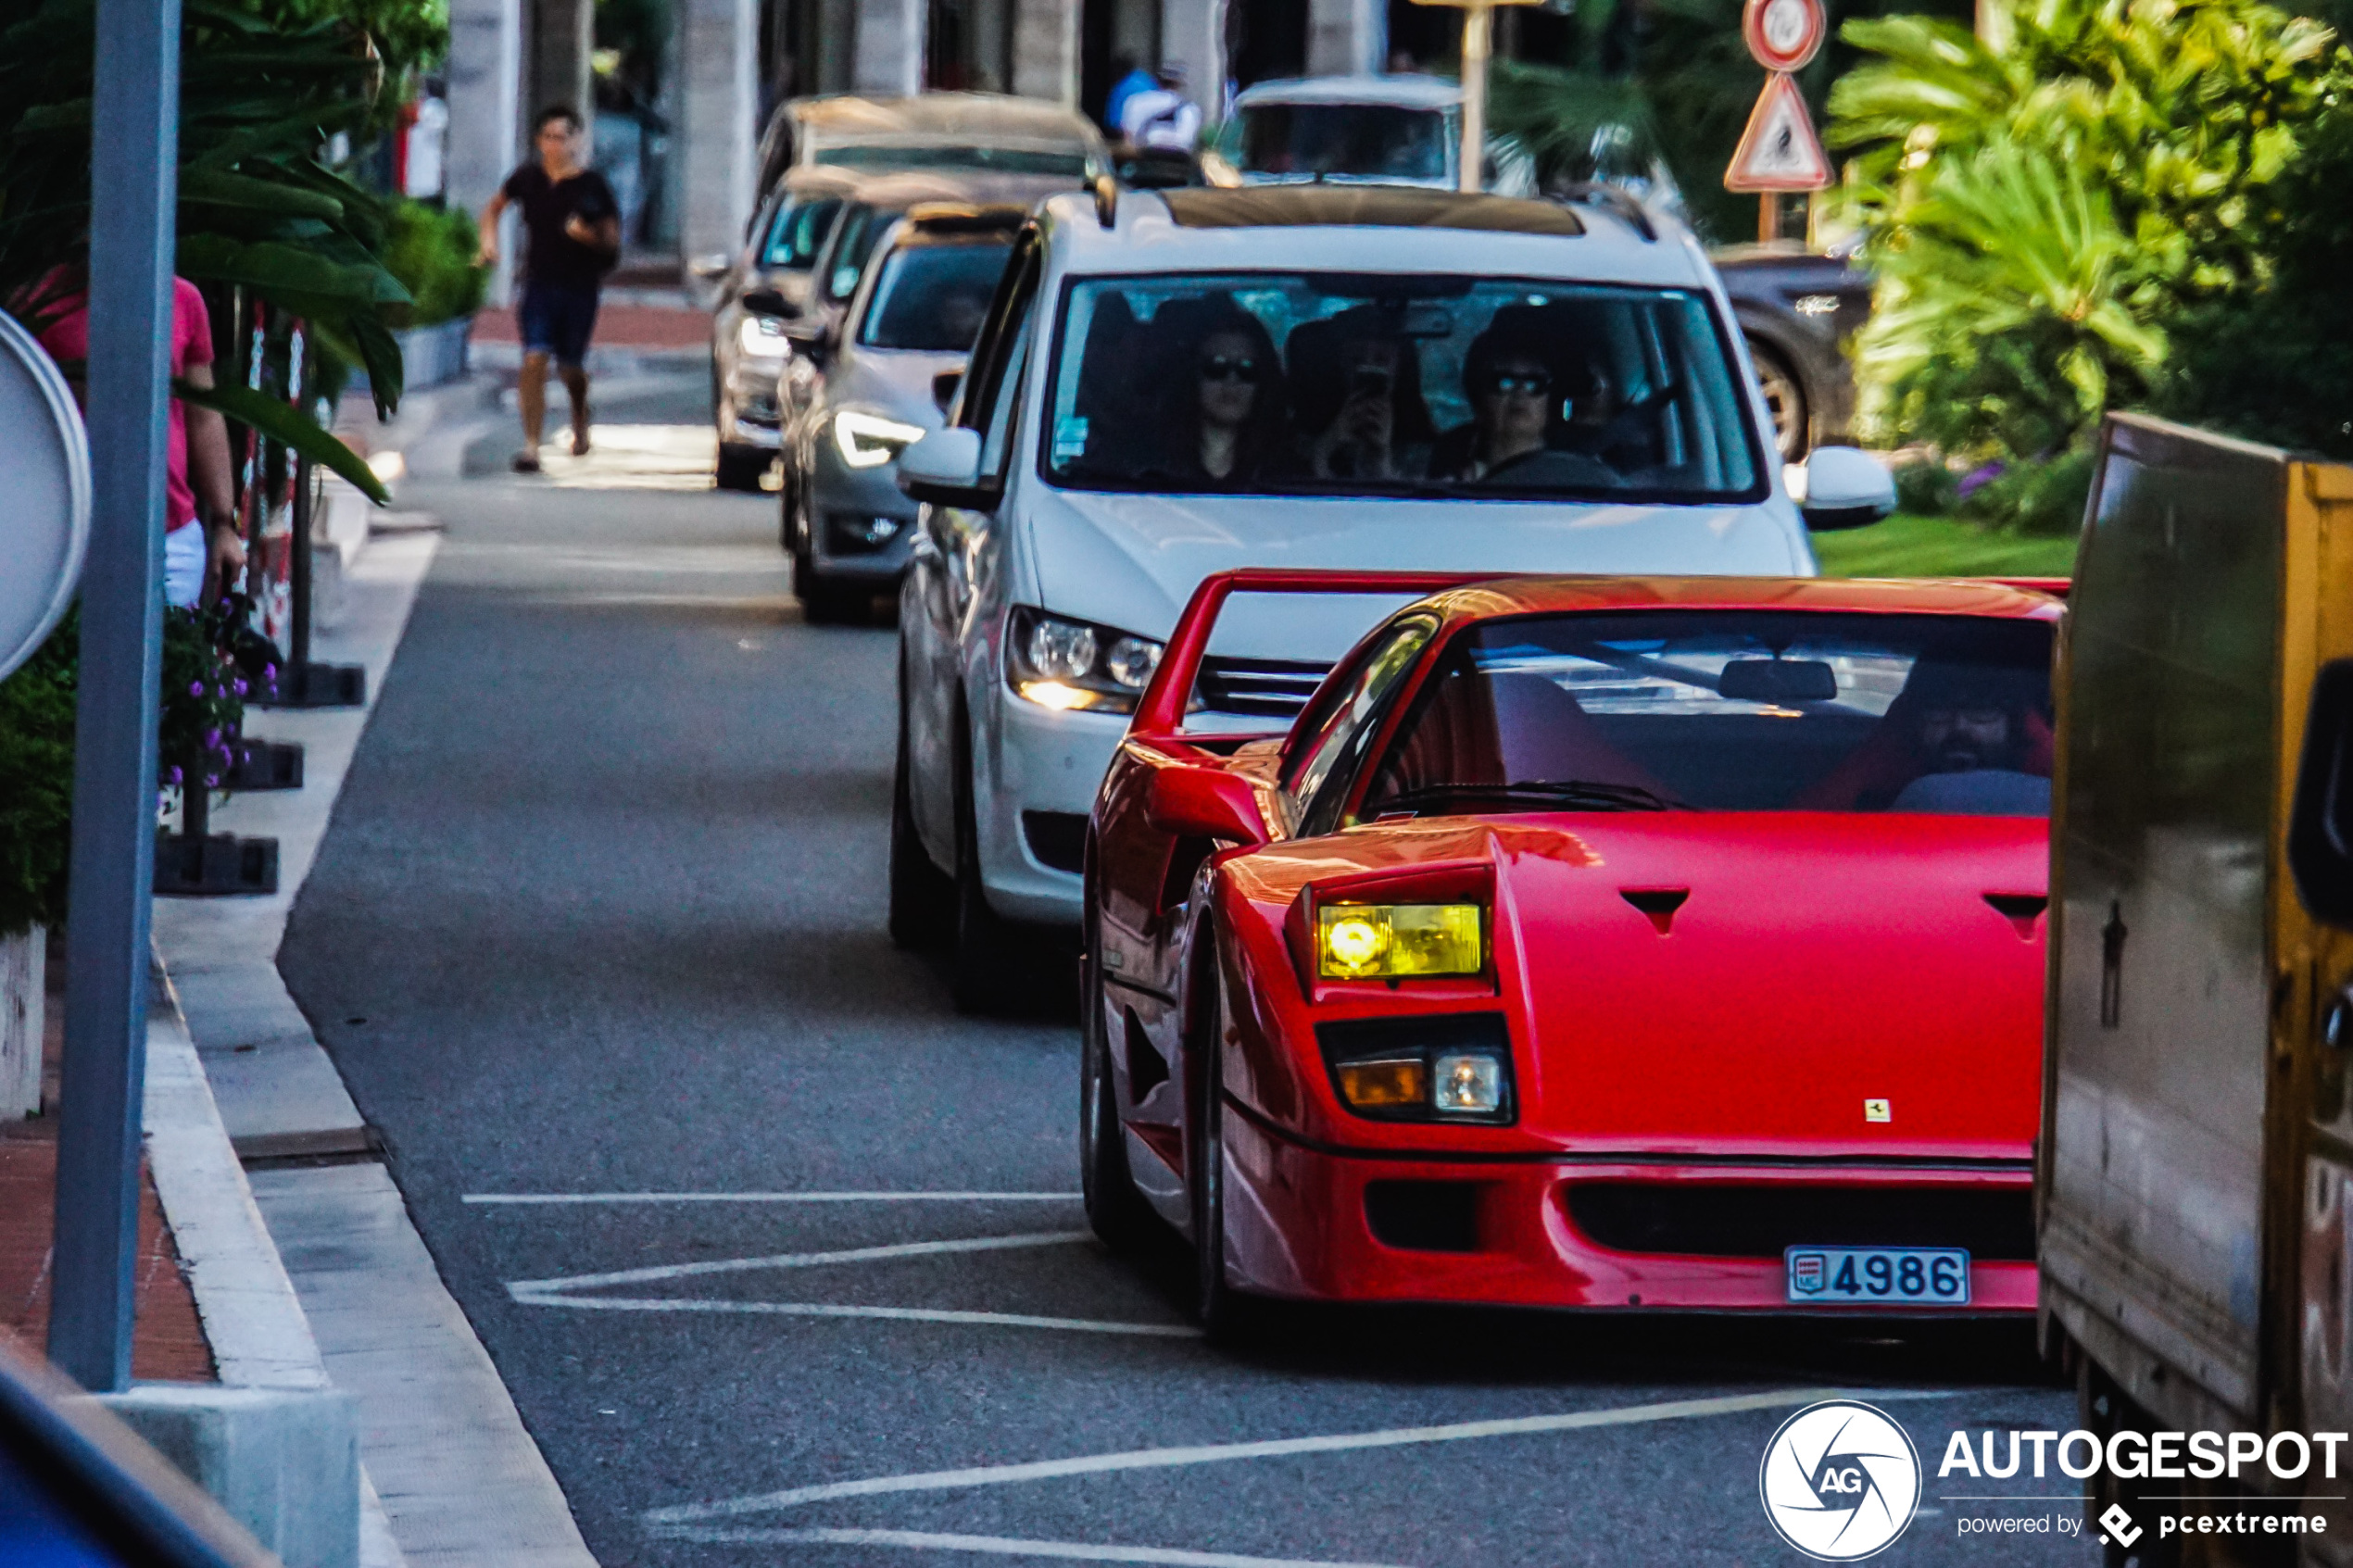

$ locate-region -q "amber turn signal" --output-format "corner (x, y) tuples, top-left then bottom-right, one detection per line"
(1336, 1058), (1428, 1110)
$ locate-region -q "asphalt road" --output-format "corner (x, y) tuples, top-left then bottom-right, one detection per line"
(280, 373), (2095, 1568)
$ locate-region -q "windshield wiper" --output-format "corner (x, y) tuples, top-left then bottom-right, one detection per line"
(1379, 779), (1689, 813)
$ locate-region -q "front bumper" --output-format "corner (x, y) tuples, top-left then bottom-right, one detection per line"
(804, 441), (920, 583)
(976, 693), (1128, 924)
(1216, 1116), (2037, 1314)
(722, 358), (787, 447)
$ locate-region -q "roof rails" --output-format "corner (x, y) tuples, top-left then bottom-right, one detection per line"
(1552, 183), (1657, 243)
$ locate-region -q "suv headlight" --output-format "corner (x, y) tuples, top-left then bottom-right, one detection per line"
(1005, 607), (1164, 715)
(737, 314), (790, 357)
(832, 410), (926, 469)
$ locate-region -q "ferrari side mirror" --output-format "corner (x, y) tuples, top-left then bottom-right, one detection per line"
(1148, 765), (1268, 846)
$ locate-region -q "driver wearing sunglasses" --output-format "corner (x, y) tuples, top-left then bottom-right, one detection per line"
(1433, 323), (1561, 483)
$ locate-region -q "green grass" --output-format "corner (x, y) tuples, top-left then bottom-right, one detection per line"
(1810, 513), (2079, 580)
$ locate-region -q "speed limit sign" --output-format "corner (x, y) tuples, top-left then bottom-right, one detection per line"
(1743, 0), (1825, 71)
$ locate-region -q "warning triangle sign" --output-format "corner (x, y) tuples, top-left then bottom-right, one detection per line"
(1724, 72), (1831, 192)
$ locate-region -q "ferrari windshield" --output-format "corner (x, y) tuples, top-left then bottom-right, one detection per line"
(1043, 274), (1766, 502)
(1359, 611), (2056, 817)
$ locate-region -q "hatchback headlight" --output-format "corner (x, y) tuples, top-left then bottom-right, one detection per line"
(1005, 607), (1164, 715)
(1316, 903), (1484, 980)
(833, 410), (926, 469)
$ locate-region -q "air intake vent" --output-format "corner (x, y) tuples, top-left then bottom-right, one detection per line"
(1195, 656), (1330, 719)
(1565, 1183), (2034, 1261)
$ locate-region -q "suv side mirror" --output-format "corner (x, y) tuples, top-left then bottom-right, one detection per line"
(898, 428), (992, 508)
(1148, 764), (1268, 846)
(1800, 446), (1898, 531)
(2292, 659), (2353, 926)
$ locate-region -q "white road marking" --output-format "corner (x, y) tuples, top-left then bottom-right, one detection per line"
(508, 1296), (1199, 1336)
(504, 1228), (1196, 1337)
(651, 1526), (1408, 1568)
(507, 1230), (1092, 1294)
(465, 1191), (1082, 1206)
(645, 1386), (1962, 1526)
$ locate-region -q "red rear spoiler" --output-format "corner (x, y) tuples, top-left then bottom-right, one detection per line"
(1990, 577), (2070, 599)
(1132, 569), (1504, 739)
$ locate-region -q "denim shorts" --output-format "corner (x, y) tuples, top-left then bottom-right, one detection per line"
(517, 282), (600, 369)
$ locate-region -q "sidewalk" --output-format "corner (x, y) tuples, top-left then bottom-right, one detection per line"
(147, 446), (598, 1566)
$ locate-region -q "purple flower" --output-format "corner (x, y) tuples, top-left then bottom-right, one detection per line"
(204, 773), (220, 788)
(188, 681), (204, 696)
(205, 729), (221, 748)
(233, 680), (247, 696)
(1957, 460), (2007, 500)
(168, 766), (182, 784)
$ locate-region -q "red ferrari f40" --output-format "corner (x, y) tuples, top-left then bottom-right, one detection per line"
(1079, 570), (2060, 1335)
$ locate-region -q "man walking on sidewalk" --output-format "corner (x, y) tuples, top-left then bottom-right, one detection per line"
(476, 107), (620, 471)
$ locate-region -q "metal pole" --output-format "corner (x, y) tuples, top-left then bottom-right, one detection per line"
(1458, 1), (1491, 193)
(51, 0), (181, 1394)
(289, 452), (313, 701)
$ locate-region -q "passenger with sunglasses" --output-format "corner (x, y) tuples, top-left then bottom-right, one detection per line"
(1146, 295), (1287, 485)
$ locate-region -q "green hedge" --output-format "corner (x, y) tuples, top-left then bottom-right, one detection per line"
(383, 198), (485, 329)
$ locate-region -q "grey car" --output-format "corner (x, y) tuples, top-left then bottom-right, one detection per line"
(706, 167), (856, 490)
(779, 207), (1022, 621)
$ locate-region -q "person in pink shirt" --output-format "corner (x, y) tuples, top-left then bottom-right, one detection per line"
(31, 273), (243, 608)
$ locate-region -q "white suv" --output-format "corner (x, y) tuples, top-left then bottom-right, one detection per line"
(888, 183), (1888, 1010)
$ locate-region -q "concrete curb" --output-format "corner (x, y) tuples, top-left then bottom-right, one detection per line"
(140, 973), (368, 1567)
(148, 517), (598, 1565)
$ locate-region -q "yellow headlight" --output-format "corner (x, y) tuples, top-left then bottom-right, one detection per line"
(1315, 903), (1483, 979)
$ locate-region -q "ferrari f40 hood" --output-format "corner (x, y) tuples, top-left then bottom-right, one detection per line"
(1238, 813), (2046, 1160)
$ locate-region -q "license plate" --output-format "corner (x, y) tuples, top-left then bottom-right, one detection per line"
(1785, 1246), (1970, 1305)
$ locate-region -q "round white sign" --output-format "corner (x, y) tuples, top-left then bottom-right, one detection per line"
(1743, 0), (1827, 71)
(0, 309), (91, 681)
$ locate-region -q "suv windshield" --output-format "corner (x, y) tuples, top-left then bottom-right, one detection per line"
(1043, 274), (1765, 503)
(1358, 611), (2056, 819)
(761, 195), (843, 270)
(860, 240), (1013, 351)
(1239, 104), (1448, 182)
(813, 144), (1091, 178)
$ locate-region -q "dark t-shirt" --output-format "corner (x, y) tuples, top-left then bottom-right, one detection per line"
(501, 163), (619, 291)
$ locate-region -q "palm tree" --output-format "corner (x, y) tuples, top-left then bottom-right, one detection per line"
(0, 0), (420, 498)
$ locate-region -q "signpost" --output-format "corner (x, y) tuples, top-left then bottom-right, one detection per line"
(1409, 0), (1543, 193)
(54, 0), (182, 1394)
(1724, 0), (1832, 240)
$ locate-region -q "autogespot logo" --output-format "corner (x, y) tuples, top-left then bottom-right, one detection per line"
(1759, 1400), (1923, 1561)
